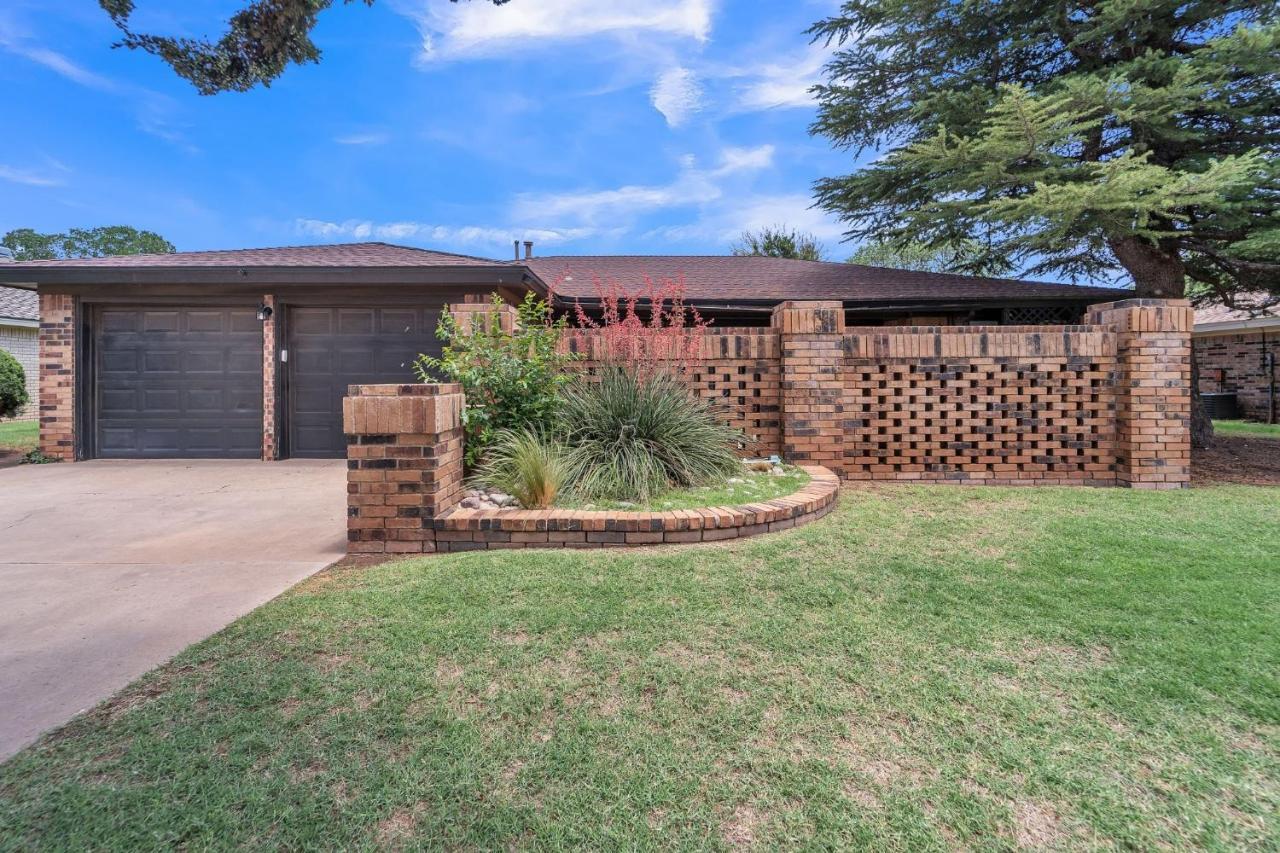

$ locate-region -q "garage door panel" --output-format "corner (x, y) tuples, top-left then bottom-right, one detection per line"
(94, 307), (263, 459)
(141, 311), (180, 333)
(142, 351), (181, 373)
(291, 309), (333, 336)
(338, 309), (375, 336)
(288, 305), (444, 458)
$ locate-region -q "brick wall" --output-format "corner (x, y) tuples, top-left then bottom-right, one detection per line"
(343, 383), (465, 554)
(0, 323), (39, 420)
(262, 294), (280, 460)
(564, 299), (1190, 488)
(38, 293), (76, 460)
(1194, 330), (1278, 422)
(1087, 300), (1193, 489)
(841, 325), (1119, 485)
(566, 328), (783, 456)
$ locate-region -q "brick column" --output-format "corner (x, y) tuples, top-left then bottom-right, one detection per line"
(773, 301), (847, 471)
(1086, 299), (1193, 489)
(448, 297), (518, 334)
(38, 293), (76, 461)
(261, 294), (280, 461)
(343, 383), (465, 554)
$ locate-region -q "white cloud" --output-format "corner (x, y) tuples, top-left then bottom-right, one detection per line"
(6, 44), (121, 93)
(335, 131), (391, 146)
(0, 164), (66, 187)
(0, 29), (195, 150)
(734, 47), (827, 111)
(396, 0), (714, 61)
(647, 192), (846, 245)
(650, 67), (704, 127)
(293, 218), (597, 250)
(511, 144), (775, 226)
(713, 144), (775, 175)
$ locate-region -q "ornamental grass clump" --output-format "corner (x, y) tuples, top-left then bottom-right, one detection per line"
(559, 366), (743, 502)
(469, 428), (570, 509)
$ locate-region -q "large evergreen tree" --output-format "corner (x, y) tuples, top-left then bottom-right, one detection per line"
(98, 1), (510, 95)
(810, 0), (1279, 445)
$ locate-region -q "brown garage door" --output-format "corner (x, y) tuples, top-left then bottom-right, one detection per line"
(94, 306), (263, 458)
(286, 306), (443, 458)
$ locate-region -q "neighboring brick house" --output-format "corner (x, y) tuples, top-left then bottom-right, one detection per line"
(0, 241), (1126, 462)
(0, 285), (39, 420)
(1194, 297), (1279, 423)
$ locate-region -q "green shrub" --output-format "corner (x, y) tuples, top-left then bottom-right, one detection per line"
(414, 293), (577, 468)
(470, 428), (570, 509)
(0, 349), (28, 419)
(559, 367), (743, 502)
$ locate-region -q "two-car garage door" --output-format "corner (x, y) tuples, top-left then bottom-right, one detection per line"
(94, 307), (263, 458)
(91, 304), (443, 460)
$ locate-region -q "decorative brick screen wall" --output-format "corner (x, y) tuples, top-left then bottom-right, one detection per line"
(841, 325), (1119, 485)
(1194, 331), (1278, 423)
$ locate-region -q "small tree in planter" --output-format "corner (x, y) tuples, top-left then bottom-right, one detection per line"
(414, 293), (576, 469)
(0, 349), (28, 419)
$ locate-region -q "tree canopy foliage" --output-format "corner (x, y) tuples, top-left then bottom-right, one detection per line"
(847, 239), (1013, 276)
(2, 226), (175, 261)
(98, 0), (510, 95)
(731, 226), (827, 261)
(809, 1), (1279, 308)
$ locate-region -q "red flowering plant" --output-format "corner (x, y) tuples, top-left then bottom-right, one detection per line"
(562, 272), (709, 377)
(547, 272), (745, 502)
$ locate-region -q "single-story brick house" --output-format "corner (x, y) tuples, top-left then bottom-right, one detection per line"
(1194, 297), (1278, 423)
(0, 285), (40, 420)
(0, 242), (1121, 461)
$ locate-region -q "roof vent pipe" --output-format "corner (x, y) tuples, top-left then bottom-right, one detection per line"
(523, 241), (534, 260)
(513, 240), (520, 261)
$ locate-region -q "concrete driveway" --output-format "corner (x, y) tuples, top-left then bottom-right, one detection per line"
(0, 460), (346, 761)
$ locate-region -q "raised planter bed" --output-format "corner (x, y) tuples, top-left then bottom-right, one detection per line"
(431, 465), (840, 552)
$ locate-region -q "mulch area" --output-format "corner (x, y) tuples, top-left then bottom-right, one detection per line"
(0, 450), (24, 469)
(1193, 434), (1280, 486)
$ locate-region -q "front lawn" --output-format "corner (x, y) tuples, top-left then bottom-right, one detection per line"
(2, 485), (1277, 849)
(0, 420), (37, 453)
(1215, 419), (1280, 439)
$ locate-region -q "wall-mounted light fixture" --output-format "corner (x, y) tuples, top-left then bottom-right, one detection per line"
(256, 303), (273, 322)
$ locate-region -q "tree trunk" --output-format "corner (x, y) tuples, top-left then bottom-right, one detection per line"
(1107, 235), (1215, 449)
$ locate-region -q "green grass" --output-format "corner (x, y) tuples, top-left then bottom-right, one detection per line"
(2, 485), (1278, 849)
(0, 420), (37, 453)
(1215, 419), (1280, 439)
(558, 467), (811, 511)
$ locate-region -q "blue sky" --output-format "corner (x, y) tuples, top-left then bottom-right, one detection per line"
(1, 0), (867, 260)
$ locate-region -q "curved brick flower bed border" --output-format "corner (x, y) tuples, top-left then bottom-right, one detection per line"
(432, 466), (840, 552)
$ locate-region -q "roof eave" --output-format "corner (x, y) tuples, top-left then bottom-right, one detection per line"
(0, 264), (546, 293)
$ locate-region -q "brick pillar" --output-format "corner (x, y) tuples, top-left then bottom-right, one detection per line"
(38, 293), (76, 461)
(261, 294), (280, 461)
(448, 297), (518, 334)
(773, 301), (847, 472)
(343, 383), (465, 554)
(1086, 299), (1193, 489)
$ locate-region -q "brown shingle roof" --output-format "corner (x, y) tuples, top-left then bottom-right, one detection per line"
(526, 255), (1123, 305)
(0, 285), (38, 321)
(6, 242), (502, 269)
(1194, 294), (1279, 327)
